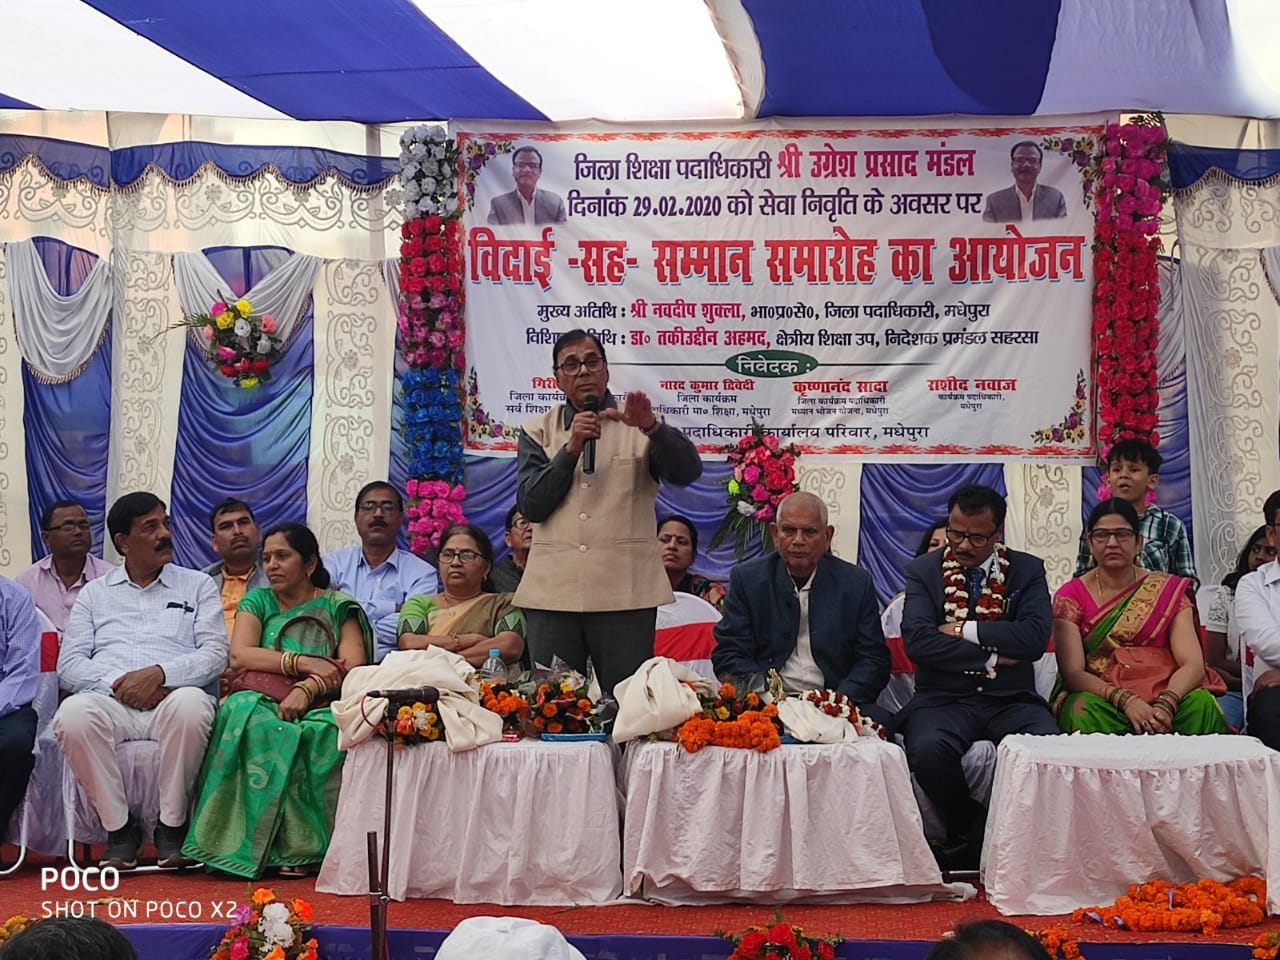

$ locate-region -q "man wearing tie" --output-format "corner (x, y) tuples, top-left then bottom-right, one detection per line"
(899, 483), (1058, 871)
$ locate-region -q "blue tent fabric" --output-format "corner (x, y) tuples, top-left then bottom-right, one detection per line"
(1169, 143), (1280, 189)
(111, 142), (399, 189)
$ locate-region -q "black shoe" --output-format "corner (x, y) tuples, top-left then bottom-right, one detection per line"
(154, 820), (196, 869)
(101, 815), (141, 870)
(930, 838), (974, 874)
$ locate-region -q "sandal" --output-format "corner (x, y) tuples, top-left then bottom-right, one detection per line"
(277, 864), (314, 879)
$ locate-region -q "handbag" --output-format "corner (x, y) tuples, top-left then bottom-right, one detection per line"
(226, 613), (347, 706)
(1100, 645), (1228, 702)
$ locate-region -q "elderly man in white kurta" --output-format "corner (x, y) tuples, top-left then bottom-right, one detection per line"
(54, 492), (227, 871)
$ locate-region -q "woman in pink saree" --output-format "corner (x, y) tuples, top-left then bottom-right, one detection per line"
(1051, 498), (1227, 735)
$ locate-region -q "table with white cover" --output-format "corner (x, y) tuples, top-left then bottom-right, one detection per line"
(316, 737), (622, 904)
(982, 733), (1280, 916)
(621, 739), (972, 904)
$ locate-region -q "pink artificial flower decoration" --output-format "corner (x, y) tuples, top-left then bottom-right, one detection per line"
(216, 346), (237, 361)
(210, 301), (227, 316)
(260, 315), (277, 334)
(201, 325), (215, 341)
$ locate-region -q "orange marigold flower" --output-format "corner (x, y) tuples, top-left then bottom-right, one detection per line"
(291, 898), (313, 922)
(251, 888), (275, 906)
(719, 682), (736, 699)
(547, 721), (563, 734)
(541, 703), (557, 717)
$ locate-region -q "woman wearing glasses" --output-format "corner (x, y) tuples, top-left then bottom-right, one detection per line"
(1050, 498), (1227, 735)
(397, 523), (526, 668)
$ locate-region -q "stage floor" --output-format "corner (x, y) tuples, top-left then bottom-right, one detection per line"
(0, 850), (1270, 953)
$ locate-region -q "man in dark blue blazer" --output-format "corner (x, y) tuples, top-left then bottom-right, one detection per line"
(900, 483), (1058, 870)
(712, 492), (889, 715)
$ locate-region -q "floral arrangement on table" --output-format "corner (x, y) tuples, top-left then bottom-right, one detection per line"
(530, 669), (605, 736)
(480, 679), (531, 736)
(799, 689), (885, 739)
(398, 124), (468, 553)
(209, 888), (317, 960)
(1087, 116), (1169, 455)
(0, 915), (36, 947)
(1032, 926), (1082, 960)
(719, 915), (840, 960)
(376, 699), (444, 746)
(1074, 876), (1266, 934)
(709, 420), (801, 559)
(677, 682), (782, 753)
(178, 295), (282, 389)
(1255, 930), (1280, 960)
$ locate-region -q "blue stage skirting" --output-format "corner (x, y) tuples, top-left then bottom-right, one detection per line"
(114, 924), (1256, 960)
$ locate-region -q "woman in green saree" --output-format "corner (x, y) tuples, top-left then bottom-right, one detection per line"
(1052, 498), (1227, 735)
(397, 523), (525, 667)
(182, 522), (373, 877)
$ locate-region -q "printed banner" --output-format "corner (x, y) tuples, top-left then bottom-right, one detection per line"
(456, 119), (1104, 461)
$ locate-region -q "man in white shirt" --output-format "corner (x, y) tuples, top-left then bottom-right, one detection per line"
(712, 492), (889, 711)
(54, 492), (227, 870)
(1230, 489), (1280, 749)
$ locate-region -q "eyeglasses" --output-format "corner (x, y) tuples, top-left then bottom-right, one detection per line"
(47, 520), (91, 533)
(555, 355), (604, 376)
(1088, 529), (1137, 545)
(439, 549), (482, 564)
(357, 500), (401, 514)
(508, 517), (532, 531)
(945, 527), (997, 548)
(513, 161), (542, 171)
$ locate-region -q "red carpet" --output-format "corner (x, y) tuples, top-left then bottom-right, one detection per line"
(0, 851), (1273, 947)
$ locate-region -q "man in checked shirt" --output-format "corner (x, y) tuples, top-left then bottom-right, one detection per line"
(54, 492), (227, 870)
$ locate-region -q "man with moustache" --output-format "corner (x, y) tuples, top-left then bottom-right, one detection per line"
(899, 483), (1058, 871)
(54, 492), (227, 870)
(487, 146), (567, 226)
(516, 329), (702, 693)
(16, 500), (115, 634)
(200, 497), (268, 637)
(325, 480), (438, 662)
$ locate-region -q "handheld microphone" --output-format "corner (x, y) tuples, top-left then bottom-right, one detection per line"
(581, 394), (600, 475)
(366, 685), (440, 704)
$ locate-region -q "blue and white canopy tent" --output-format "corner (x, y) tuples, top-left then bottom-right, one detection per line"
(0, 0), (1277, 601)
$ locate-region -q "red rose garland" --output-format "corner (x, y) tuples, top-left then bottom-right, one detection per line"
(1091, 117), (1169, 453)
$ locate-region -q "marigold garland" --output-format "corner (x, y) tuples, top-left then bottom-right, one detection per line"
(1253, 930), (1280, 959)
(1074, 876), (1267, 935)
(1033, 926), (1081, 960)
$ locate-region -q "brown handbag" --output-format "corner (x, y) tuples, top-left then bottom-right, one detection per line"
(225, 613), (347, 706)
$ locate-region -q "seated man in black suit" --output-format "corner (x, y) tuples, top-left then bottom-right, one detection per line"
(712, 492), (890, 719)
(900, 483), (1058, 870)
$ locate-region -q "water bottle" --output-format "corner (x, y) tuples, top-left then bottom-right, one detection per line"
(480, 649), (506, 682)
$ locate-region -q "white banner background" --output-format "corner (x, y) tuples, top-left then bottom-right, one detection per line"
(457, 118), (1104, 461)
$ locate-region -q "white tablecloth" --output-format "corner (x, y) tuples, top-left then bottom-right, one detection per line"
(983, 733), (1280, 916)
(621, 740), (973, 904)
(316, 738), (622, 904)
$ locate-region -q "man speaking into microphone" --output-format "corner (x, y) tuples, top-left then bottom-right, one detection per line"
(515, 329), (702, 693)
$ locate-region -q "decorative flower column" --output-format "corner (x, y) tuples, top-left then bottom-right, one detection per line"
(397, 126), (467, 553)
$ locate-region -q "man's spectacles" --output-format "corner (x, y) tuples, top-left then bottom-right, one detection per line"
(945, 527), (997, 548)
(509, 517), (532, 530)
(555, 355), (605, 376)
(1087, 529), (1137, 545)
(513, 162), (542, 171)
(48, 520), (91, 533)
(357, 500), (401, 514)
(439, 549), (482, 564)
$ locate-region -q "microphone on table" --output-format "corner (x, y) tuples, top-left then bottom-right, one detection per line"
(366, 685), (439, 704)
(581, 394), (600, 475)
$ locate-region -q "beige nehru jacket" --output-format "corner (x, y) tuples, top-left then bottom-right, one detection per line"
(514, 407), (674, 613)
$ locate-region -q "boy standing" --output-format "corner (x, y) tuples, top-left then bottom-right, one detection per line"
(1073, 439), (1198, 587)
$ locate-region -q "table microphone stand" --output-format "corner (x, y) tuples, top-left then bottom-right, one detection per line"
(367, 686), (439, 960)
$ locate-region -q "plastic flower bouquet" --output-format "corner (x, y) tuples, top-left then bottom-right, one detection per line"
(377, 699), (444, 746)
(709, 419), (800, 558)
(480, 679), (531, 737)
(720, 916), (841, 960)
(181, 294), (283, 389)
(209, 888), (316, 960)
(530, 667), (605, 736)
